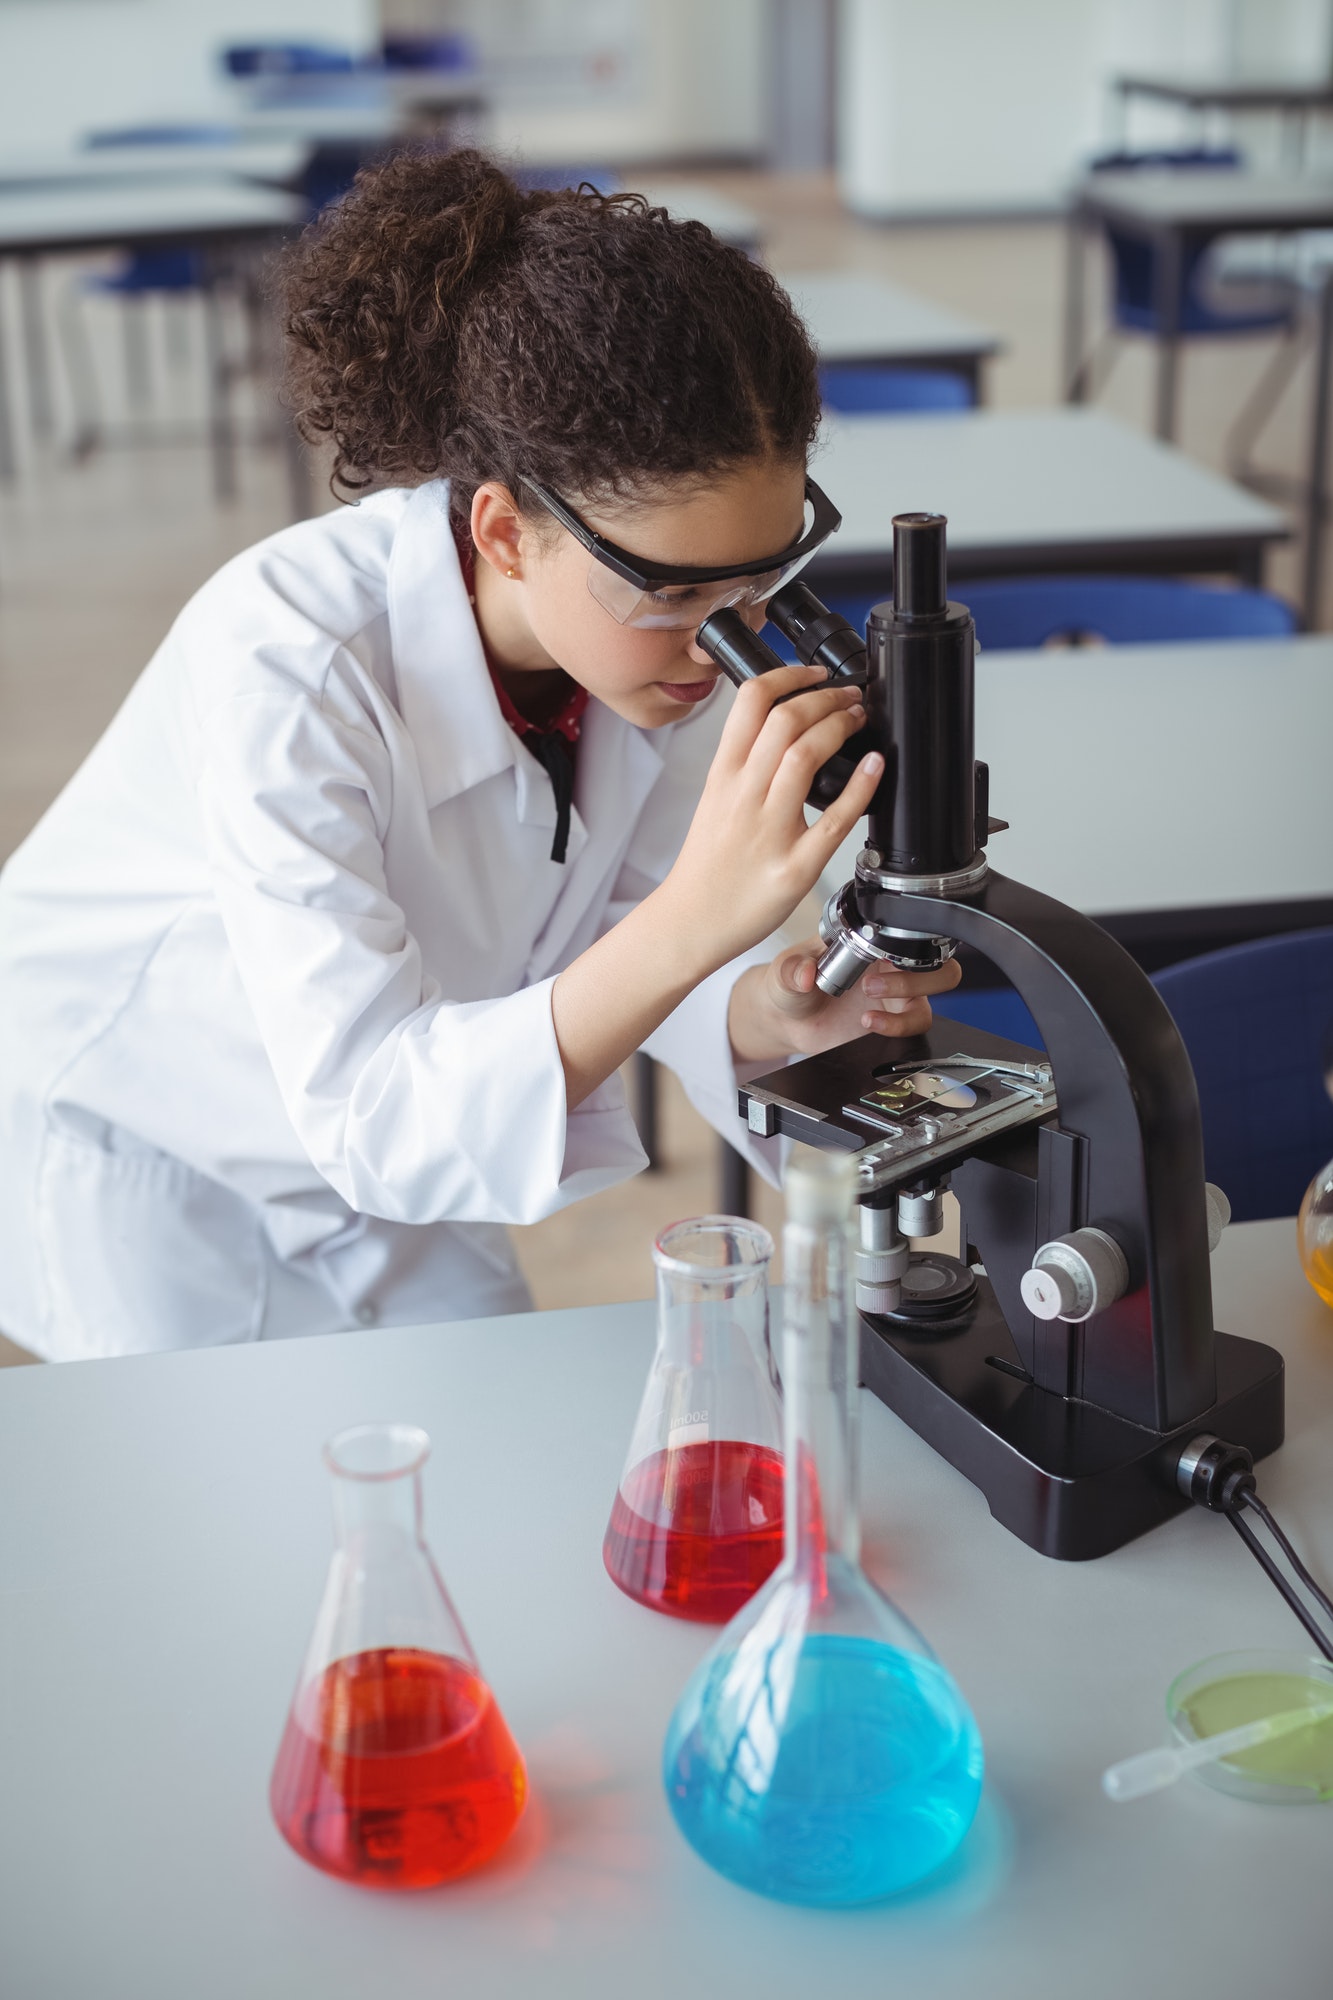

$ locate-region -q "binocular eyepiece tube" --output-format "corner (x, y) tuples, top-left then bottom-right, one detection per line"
(695, 512), (988, 1001)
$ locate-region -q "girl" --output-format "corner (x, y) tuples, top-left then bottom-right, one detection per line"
(0, 152), (959, 1360)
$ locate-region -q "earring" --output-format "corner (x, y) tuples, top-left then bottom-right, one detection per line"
(505, 566), (517, 578)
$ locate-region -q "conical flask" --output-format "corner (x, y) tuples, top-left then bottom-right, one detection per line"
(662, 1152), (984, 1905)
(269, 1423), (527, 1888)
(1298, 1020), (1333, 1310)
(604, 1215), (784, 1622)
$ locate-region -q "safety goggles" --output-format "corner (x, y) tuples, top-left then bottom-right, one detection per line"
(523, 475), (842, 631)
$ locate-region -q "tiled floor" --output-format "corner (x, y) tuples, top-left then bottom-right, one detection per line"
(0, 169), (1322, 1362)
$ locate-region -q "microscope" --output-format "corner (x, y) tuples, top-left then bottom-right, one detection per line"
(699, 513), (1284, 1560)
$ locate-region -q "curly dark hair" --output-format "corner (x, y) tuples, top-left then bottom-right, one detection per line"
(279, 148), (821, 519)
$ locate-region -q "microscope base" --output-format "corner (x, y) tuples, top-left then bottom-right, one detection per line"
(859, 1277), (1285, 1560)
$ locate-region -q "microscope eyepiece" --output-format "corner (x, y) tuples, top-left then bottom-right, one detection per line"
(892, 512), (948, 619)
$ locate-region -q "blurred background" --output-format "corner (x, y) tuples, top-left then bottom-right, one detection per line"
(2, 0), (1332, 1332)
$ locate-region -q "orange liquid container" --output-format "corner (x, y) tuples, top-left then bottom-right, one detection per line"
(1299, 1160), (1333, 1310)
(270, 1425), (526, 1889)
(603, 1439), (785, 1621)
(604, 1217), (785, 1623)
(270, 1648), (525, 1888)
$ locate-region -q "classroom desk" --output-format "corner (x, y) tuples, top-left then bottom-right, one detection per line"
(0, 180), (306, 498)
(1064, 169), (1333, 622)
(631, 179), (763, 252)
(782, 271), (1002, 400)
(1112, 71), (1333, 166)
(818, 632), (1333, 966)
(0, 140), (312, 192)
(808, 406), (1289, 590)
(0, 1220), (1329, 1999)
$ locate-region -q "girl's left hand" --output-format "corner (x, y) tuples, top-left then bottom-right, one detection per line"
(729, 937), (963, 1063)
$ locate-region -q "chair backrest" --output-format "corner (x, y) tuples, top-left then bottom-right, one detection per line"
(819, 365), (973, 415)
(224, 44), (356, 77)
(956, 574), (1297, 650)
(765, 575), (1295, 660)
(381, 34), (475, 72)
(1152, 929), (1333, 1222)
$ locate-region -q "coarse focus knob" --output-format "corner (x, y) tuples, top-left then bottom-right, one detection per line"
(1019, 1227), (1130, 1324)
(1205, 1183), (1231, 1254)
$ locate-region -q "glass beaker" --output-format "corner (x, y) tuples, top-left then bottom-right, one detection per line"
(1299, 1159), (1333, 1309)
(269, 1423), (527, 1889)
(603, 1215), (784, 1623)
(662, 1152), (984, 1905)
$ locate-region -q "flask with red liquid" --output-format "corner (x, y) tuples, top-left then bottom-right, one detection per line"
(269, 1422), (526, 1889)
(603, 1215), (784, 1622)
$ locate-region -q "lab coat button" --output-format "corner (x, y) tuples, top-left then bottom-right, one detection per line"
(355, 1302), (380, 1327)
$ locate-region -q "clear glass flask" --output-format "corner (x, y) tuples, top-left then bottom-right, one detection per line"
(603, 1215), (784, 1623)
(269, 1423), (527, 1889)
(1298, 1161), (1333, 1308)
(1297, 1023), (1333, 1311)
(662, 1152), (984, 1905)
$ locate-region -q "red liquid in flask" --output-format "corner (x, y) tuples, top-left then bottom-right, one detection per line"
(269, 1647), (526, 1888)
(603, 1439), (785, 1622)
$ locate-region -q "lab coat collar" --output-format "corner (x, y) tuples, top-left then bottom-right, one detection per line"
(386, 480), (517, 810)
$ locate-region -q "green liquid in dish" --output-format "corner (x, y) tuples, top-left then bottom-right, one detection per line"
(1181, 1672), (1333, 1798)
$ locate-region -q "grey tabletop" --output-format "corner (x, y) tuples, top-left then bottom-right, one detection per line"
(824, 633), (1333, 915)
(0, 140), (311, 191)
(782, 270), (1002, 365)
(1115, 70), (1333, 110)
(810, 407), (1288, 574)
(1074, 168), (1333, 232)
(631, 180), (763, 250)
(0, 1219), (1329, 1997)
(0, 180), (306, 257)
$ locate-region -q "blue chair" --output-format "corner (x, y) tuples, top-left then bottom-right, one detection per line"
(1152, 930), (1333, 1222)
(932, 988), (1043, 1049)
(936, 930), (1333, 1221)
(818, 365), (973, 415)
(223, 44), (357, 77)
(957, 574), (1297, 650)
(1078, 147), (1300, 454)
(769, 574), (1295, 664)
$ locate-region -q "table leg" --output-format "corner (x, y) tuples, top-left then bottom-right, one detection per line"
(17, 259), (53, 444)
(1153, 227), (1183, 442)
(201, 276), (236, 504)
(1062, 208), (1088, 403)
(718, 1140), (752, 1219)
(1301, 266), (1333, 630)
(632, 1051), (660, 1171)
(0, 269), (16, 483)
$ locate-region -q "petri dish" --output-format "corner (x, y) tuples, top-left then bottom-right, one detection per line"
(1166, 1649), (1333, 1805)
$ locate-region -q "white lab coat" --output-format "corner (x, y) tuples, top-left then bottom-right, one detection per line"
(0, 481), (782, 1360)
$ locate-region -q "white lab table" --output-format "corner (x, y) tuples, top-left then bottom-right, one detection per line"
(0, 141), (312, 192)
(0, 1220), (1329, 1997)
(783, 270), (1002, 399)
(821, 634), (1333, 957)
(0, 179), (306, 257)
(810, 406), (1290, 587)
(631, 179), (763, 251)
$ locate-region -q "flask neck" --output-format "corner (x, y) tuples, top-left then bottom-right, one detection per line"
(782, 1214), (861, 1576)
(331, 1465), (425, 1550)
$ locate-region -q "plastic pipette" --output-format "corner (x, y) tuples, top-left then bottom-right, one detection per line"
(1102, 1701), (1333, 1802)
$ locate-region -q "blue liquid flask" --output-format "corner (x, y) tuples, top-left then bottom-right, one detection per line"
(662, 1149), (983, 1906)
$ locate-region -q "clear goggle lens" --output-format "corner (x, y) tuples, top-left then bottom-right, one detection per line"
(585, 546), (819, 631)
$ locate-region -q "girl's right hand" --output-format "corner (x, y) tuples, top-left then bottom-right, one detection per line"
(657, 664), (884, 975)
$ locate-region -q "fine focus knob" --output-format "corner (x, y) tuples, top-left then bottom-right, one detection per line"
(1020, 1227), (1129, 1324)
(1205, 1183), (1231, 1254)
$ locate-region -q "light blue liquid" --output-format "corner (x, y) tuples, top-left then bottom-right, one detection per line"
(664, 1634), (983, 1906)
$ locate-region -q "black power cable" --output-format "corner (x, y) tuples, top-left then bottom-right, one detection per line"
(1175, 1433), (1333, 1662)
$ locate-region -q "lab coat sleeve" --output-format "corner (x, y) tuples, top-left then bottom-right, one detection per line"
(194, 675), (646, 1227)
(601, 690), (789, 1188)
